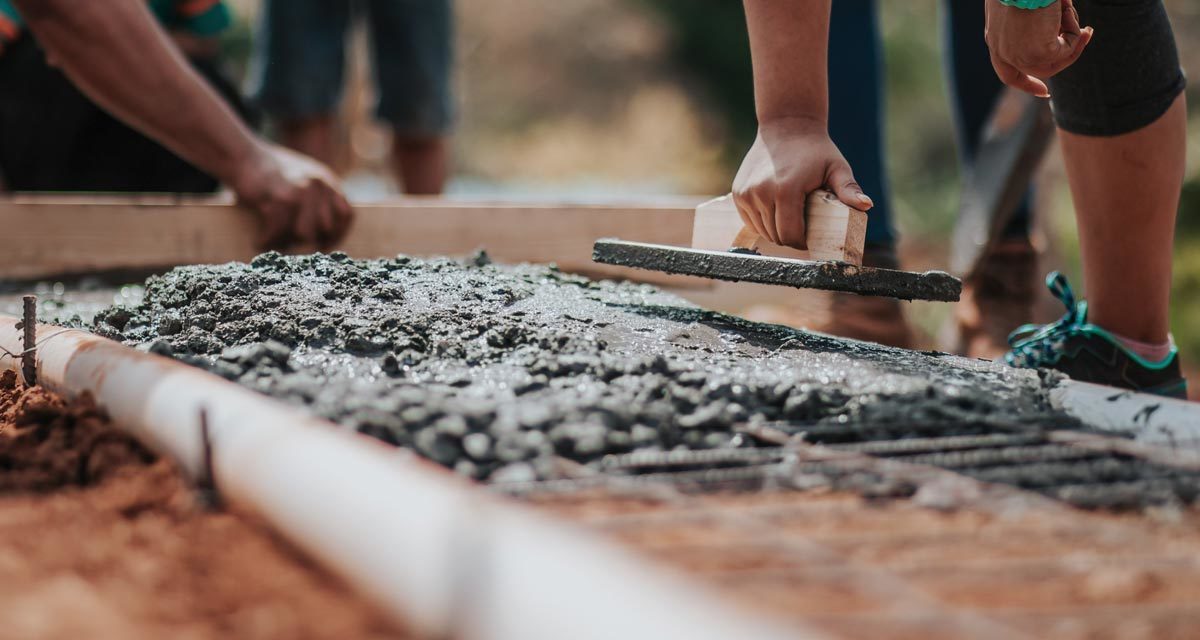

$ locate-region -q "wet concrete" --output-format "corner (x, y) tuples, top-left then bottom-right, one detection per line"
(89, 252), (1061, 482)
(0, 280), (144, 327)
(593, 240), (962, 301)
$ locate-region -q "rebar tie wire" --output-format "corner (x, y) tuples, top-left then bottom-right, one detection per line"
(0, 328), (76, 363)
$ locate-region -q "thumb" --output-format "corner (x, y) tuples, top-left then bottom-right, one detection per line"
(827, 162), (873, 211)
(992, 52), (1050, 97)
(1060, 0), (1082, 35)
(249, 202), (291, 251)
(1045, 25), (1093, 77)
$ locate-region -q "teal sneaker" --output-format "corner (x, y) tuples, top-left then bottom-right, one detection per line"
(1004, 272), (1188, 399)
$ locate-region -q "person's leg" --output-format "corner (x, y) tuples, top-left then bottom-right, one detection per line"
(1059, 96), (1185, 344)
(1050, 0), (1185, 346)
(280, 115), (338, 168)
(827, 0), (893, 251)
(943, 0), (1033, 240)
(940, 0), (1039, 358)
(392, 134), (449, 195)
(367, 0), (454, 195)
(247, 0), (350, 168)
(1005, 0), (1187, 397)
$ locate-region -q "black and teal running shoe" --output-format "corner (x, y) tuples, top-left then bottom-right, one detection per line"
(1003, 272), (1188, 399)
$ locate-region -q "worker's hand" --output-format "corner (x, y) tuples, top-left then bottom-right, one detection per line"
(230, 144), (354, 251)
(984, 0), (1093, 98)
(732, 117), (872, 250)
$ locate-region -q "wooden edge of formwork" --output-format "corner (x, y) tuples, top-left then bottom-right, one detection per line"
(0, 195), (712, 288)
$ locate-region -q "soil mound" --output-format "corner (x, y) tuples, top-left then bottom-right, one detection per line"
(0, 372), (401, 639)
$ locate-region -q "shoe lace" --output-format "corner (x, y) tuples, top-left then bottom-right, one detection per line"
(1004, 271), (1085, 368)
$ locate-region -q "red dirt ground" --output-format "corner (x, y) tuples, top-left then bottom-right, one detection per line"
(0, 370), (406, 640)
(533, 486), (1200, 639)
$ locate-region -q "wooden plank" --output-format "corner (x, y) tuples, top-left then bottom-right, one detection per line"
(0, 196), (708, 286)
(691, 190), (867, 265)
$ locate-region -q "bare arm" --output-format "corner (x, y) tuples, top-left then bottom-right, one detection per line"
(13, 0), (353, 249)
(744, 0), (830, 126)
(984, 0), (1091, 98)
(733, 0), (869, 249)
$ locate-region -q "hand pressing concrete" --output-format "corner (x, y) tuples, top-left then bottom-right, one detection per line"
(14, 0), (354, 250)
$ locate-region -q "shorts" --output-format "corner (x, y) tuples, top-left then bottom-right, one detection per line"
(0, 35), (254, 193)
(249, 0), (454, 136)
(1047, 0), (1185, 137)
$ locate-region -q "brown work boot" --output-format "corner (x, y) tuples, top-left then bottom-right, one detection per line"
(940, 237), (1038, 359)
(741, 246), (916, 349)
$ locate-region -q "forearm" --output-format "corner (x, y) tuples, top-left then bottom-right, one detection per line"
(14, 0), (263, 186)
(743, 0), (831, 125)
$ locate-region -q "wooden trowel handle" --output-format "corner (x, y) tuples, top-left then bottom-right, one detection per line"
(692, 190), (868, 265)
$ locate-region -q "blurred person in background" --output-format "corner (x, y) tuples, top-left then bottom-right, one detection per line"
(984, 0), (1187, 398)
(0, 0), (253, 194)
(742, 0), (1038, 358)
(0, 0), (353, 250)
(249, 0), (454, 195)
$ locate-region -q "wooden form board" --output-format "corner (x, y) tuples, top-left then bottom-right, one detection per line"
(0, 196), (708, 286)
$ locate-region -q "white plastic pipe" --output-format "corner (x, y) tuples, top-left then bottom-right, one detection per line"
(1, 317), (814, 640)
(1054, 380), (1200, 449)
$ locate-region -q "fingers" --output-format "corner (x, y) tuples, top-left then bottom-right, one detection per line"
(313, 183), (355, 251)
(757, 197), (781, 246)
(990, 52), (1050, 98)
(826, 163), (873, 212)
(329, 191), (355, 246)
(732, 189), (777, 246)
(253, 203), (293, 252)
(774, 189), (806, 250)
(313, 200), (335, 250)
(1050, 26), (1092, 75)
(302, 165), (353, 249)
(295, 186), (322, 247)
(985, 0), (1092, 98)
(1060, 0), (1081, 34)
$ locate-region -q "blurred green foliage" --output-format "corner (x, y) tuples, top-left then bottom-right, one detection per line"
(1175, 181), (1200, 363)
(637, 0), (757, 159)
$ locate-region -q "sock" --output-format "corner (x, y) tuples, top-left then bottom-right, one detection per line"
(1112, 332), (1174, 363)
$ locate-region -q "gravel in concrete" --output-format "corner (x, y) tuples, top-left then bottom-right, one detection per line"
(92, 252), (1064, 482)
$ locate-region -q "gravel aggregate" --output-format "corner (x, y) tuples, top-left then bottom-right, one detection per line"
(92, 251), (1068, 482)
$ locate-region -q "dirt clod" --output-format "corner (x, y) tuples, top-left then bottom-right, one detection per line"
(0, 371), (403, 639)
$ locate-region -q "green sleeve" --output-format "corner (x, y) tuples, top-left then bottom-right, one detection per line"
(181, 2), (232, 37)
(997, 0), (1058, 9)
(0, 0), (25, 40)
(153, 0), (232, 36)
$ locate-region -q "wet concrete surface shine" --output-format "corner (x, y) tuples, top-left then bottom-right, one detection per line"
(84, 252), (1067, 482)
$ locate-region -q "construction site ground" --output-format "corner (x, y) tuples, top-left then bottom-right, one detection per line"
(529, 484), (1200, 639)
(0, 372), (404, 640)
(2, 252), (1199, 638)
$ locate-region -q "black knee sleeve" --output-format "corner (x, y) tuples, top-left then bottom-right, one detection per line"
(1047, 0), (1186, 136)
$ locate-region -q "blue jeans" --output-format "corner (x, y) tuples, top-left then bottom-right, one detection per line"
(249, 0), (454, 136)
(829, 0), (1033, 248)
